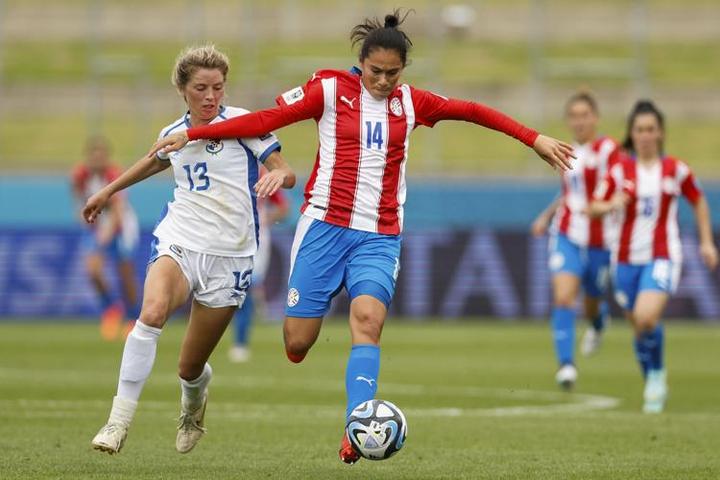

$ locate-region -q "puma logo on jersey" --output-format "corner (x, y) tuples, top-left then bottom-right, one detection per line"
(355, 376), (376, 387)
(340, 96), (357, 109)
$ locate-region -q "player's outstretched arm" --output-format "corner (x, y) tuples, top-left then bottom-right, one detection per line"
(587, 193), (628, 218)
(255, 151), (296, 198)
(531, 193), (562, 237)
(692, 196), (718, 270)
(83, 154), (169, 224)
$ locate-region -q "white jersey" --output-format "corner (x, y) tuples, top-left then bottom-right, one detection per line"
(154, 106), (281, 257)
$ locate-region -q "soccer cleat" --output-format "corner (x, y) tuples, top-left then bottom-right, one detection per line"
(100, 303), (124, 341)
(228, 345), (251, 363)
(643, 369), (668, 414)
(91, 423), (128, 454)
(555, 364), (578, 391)
(580, 327), (603, 357)
(176, 392), (208, 453)
(339, 431), (361, 465)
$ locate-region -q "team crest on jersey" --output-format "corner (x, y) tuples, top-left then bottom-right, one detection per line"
(389, 97), (403, 117)
(287, 288), (300, 307)
(206, 139), (224, 155)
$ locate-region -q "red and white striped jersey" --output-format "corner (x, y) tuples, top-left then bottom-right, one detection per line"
(552, 136), (620, 249)
(187, 68), (539, 235)
(71, 163), (137, 234)
(594, 155), (703, 264)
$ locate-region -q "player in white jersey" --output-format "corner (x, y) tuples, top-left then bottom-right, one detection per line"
(84, 45), (295, 454)
(590, 100), (717, 413)
(531, 92), (621, 388)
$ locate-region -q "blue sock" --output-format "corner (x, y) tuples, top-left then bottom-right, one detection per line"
(551, 307), (575, 366)
(633, 336), (650, 378)
(345, 344), (380, 420)
(234, 292), (254, 346)
(642, 325), (664, 371)
(591, 301), (609, 332)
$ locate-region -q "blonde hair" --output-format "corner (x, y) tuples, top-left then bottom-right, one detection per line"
(171, 44), (230, 91)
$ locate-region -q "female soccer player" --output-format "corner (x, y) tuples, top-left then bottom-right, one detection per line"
(531, 92), (621, 389)
(87, 45), (295, 454)
(150, 11), (574, 464)
(71, 136), (141, 340)
(590, 100), (717, 413)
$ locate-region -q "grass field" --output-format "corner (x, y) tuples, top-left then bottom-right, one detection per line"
(1, 319), (719, 479)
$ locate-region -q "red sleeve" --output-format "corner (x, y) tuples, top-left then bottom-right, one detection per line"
(70, 165), (86, 196)
(680, 167), (703, 205)
(410, 86), (539, 147)
(187, 77), (324, 141)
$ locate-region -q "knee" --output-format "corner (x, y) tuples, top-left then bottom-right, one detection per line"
(634, 313), (656, 333)
(351, 307), (384, 343)
(138, 298), (170, 329)
(86, 257), (103, 280)
(283, 325), (313, 355)
(553, 294), (575, 309)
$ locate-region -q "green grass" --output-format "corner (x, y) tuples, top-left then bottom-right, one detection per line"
(1, 319), (719, 479)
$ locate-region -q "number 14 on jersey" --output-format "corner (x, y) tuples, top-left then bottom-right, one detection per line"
(365, 121), (384, 150)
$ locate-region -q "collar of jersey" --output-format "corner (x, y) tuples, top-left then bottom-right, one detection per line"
(183, 105), (227, 128)
(349, 66), (361, 76)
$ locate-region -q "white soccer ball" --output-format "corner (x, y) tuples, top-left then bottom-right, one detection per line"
(345, 399), (407, 460)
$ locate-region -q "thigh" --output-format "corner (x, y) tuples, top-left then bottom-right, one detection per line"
(633, 290), (669, 330)
(179, 300), (236, 377)
(140, 255), (191, 327)
(286, 218), (351, 318)
(344, 233), (402, 310)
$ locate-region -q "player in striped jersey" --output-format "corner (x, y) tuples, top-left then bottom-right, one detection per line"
(71, 136), (140, 340)
(531, 92), (621, 389)
(150, 11), (574, 463)
(88, 45), (295, 455)
(590, 100), (717, 413)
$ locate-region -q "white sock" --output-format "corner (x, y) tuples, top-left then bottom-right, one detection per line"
(180, 363), (212, 412)
(116, 320), (162, 402)
(108, 396), (138, 428)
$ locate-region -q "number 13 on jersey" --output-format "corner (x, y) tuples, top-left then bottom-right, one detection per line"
(365, 121), (384, 150)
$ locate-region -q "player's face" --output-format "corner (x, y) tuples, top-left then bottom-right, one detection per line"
(183, 68), (226, 124)
(565, 101), (598, 144)
(631, 113), (663, 158)
(86, 144), (110, 172)
(360, 48), (405, 100)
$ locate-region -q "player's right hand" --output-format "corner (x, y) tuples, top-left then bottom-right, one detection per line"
(83, 191), (110, 224)
(149, 132), (189, 158)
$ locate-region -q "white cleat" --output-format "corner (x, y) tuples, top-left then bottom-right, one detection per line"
(91, 423), (128, 454)
(580, 328), (603, 357)
(643, 369), (668, 414)
(176, 392), (208, 454)
(555, 364), (578, 391)
(228, 345), (251, 363)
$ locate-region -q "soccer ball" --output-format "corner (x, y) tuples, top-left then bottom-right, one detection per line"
(345, 399), (407, 460)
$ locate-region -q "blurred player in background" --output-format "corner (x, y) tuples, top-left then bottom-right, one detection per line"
(229, 168), (290, 363)
(151, 10), (574, 465)
(531, 92), (621, 389)
(71, 136), (140, 340)
(590, 100), (718, 413)
(86, 45), (295, 455)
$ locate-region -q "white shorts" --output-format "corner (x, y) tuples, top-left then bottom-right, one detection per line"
(149, 238), (253, 308)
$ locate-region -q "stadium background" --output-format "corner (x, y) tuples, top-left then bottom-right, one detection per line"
(0, 0), (718, 320)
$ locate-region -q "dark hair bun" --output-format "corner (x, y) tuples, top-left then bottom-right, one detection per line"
(384, 14), (399, 28)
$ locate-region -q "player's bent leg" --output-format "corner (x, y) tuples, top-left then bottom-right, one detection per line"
(283, 316), (323, 363)
(175, 300), (235, 453)
(633, 291), (669, 414)
(92, 256), (190, 455)
(580, 296), (609, 357)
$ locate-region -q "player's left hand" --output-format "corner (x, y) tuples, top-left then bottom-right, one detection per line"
(700, 242), (719, 270)
(533, 135), (575, 172)
(255, 169), (288, 198)
(148, 132), (189, 158)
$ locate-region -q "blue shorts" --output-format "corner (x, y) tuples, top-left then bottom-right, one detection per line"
(548, 234), (610, 298)
(286, 216), (402, 318)
(613, 260), (680, 311)
(81, 229), (137, 261)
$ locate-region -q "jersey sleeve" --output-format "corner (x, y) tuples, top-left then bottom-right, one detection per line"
(70, 165), (86, 196)
(594, 163), (621, 201)
(156, 129), (171, 161)
(409, 86), (539, 147)
(678, 161), (703, 205)
(187, 75), (324, 141)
